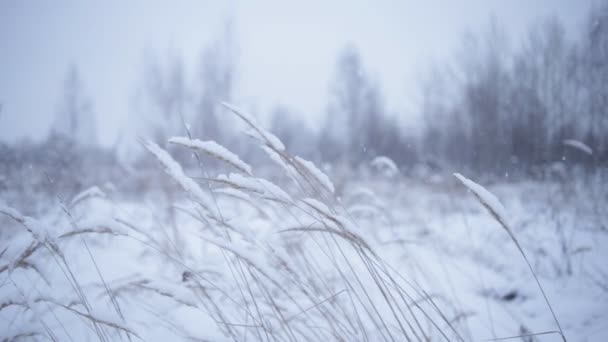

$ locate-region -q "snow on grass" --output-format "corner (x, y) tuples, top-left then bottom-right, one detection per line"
(69, 185), (106, 208)
(3, 124), (607, 341)
(301, 197), (333, 218)
(294, 156), (335, 194)
(222, 102), (335, 196)
(454, 173), (568, 340)
(371, 156), (399, 177)
(222, 102), (285, 151)
(0, 203), (51, 241)
(2, 174), (607, 341)
(59, 216), (128, 238)
(213, 187), (253, 202)
(261, 145), (301, 186)
(216, 172), (292, 204)
(454, 173), (511, 230)
(563, 139), (593, 155)
(347, 186), (377, 201)
(169, 136), (253, 175)
(144, 140), (214, 213)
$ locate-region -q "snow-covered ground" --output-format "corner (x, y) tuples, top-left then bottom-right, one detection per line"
(1, 164), (606, 341)
(1, 105), (606, 341)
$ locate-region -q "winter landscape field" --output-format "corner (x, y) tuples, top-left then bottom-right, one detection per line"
(2, 1), (608, 341)
(1, 104), (607, 341)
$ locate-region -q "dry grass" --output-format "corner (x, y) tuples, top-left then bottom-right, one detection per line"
(2, 102), (595, 341)
(454, 173), (567, 342)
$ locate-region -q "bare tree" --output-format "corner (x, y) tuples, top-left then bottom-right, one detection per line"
(52, 64), (98, 146)
(460, 21), (512, 172)
(417, 13), (608, 176)
(194, 22), (237, 143)
(137, 52), (189, 146)
(580, 2), (608, 163)
(511, 17), (574, 167)
(321, 46), (390, 165)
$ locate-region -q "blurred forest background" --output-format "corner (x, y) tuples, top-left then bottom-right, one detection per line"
(1, 2), (607, 206)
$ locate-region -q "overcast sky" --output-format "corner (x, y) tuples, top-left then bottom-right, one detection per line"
(0, 0), (595, 146)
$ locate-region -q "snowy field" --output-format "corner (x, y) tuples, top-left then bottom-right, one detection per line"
(3, 1), (607, 341)
(1, 115), (607, 342)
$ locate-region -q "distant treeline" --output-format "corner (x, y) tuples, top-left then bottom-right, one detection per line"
(4, 4), (607, 187)
(126, 2), (607, 177)
(416, 5), (608, 175)
(297, 3), (608, 175)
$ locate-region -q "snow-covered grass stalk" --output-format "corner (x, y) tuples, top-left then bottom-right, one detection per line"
(563, 139), (593, 156)
(0, 203), (138, 342)
(454, 173), (566, 342)
(132, 103), (460, 341)
(1, 102), (466, 341)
